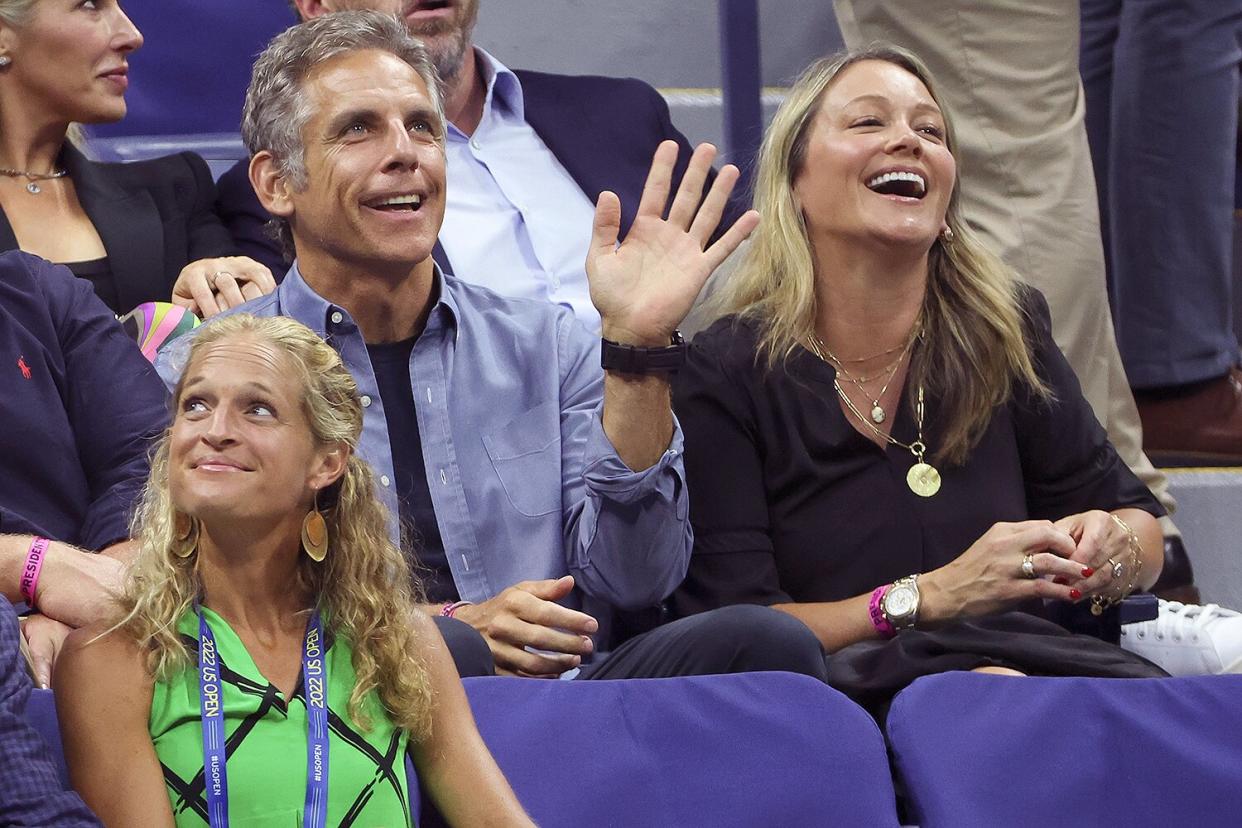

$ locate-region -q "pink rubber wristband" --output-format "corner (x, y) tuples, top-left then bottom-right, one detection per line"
(868, 584), (896, 639)
(19, 537), (49, 609)
(440, 600), (473, 618)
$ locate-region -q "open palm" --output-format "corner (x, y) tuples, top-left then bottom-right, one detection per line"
(586, 141), (760, 345)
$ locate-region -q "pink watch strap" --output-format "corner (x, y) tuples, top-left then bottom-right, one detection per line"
(868, 584), (896, 639)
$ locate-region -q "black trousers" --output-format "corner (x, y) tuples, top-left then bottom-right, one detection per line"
(579, 603), (826, 680)
(433, 604), (826, 681)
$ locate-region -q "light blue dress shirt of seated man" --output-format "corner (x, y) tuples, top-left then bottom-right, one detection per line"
(439, 48), (600, 331)
(155, 261), (691, 645)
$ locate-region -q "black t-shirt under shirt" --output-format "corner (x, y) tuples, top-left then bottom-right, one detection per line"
(366, 337), (457, 603)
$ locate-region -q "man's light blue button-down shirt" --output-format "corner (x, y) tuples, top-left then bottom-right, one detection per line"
(157, 263), (690, 630)
(438, 49), (600, 330)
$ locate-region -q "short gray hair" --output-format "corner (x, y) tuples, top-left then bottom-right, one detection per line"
(241, 10), (445, 260)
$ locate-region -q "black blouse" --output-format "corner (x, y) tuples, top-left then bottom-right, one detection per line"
(670, 288), (1162, 617)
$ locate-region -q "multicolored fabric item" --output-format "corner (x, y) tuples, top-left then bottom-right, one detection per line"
(119, 302), (201, 363)
(150, 607), (413, 827)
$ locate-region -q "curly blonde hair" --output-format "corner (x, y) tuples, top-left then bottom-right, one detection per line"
(115, 315), (432, 738)
(710, 44), (1048, 464)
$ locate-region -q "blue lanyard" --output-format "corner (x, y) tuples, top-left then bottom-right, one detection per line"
(197, 609), (329, 828)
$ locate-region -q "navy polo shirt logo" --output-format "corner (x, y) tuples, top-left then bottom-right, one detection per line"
(17, 356), (31, 380)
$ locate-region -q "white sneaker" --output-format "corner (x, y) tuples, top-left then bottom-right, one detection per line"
(1119, 600), (1242, 676)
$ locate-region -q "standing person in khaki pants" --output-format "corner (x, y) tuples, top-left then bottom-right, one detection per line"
(831, 0), (1197, 601)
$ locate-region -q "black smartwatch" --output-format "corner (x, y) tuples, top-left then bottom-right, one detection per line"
(600, 330), (687, 374)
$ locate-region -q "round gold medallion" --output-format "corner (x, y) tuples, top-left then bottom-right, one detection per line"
(907, 462), (941, 497)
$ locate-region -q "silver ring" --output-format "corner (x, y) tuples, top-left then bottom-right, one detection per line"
(1020, 553), (1037, 580)
(210, 270), (230, 289)
(1108, 557), (1124, 581)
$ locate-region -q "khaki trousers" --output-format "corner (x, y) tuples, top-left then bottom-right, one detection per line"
(833, 0), (1177, 524)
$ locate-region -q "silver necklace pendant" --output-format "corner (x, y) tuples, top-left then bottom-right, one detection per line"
(25, 181), (40, 194)
(870, 404), (886, 424)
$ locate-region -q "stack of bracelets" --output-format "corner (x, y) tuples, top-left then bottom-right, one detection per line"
(1090, 514), (1144, 616)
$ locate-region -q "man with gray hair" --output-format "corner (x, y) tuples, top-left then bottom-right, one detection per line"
(164, 11), (827, 682)
(217, 0), (739, 334)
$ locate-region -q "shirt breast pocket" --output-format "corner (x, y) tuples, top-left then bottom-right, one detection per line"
(482, 401), (563, 517)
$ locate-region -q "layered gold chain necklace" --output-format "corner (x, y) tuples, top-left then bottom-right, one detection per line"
(808, 332), (941, 497)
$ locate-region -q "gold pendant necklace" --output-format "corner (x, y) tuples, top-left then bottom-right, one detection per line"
(833, 378), (941, 498)
(814, 330), (916, 425)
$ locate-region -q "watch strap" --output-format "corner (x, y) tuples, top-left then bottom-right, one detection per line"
(600, 330), (687, 374)
(868, 584), (897, 639)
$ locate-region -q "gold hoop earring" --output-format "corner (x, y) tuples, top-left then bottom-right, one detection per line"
(173, 512), (199, 559)
(301, 493), (328, 563)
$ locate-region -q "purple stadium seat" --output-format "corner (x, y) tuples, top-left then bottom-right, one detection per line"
(886, 672), (1242, 827)
(461, 672), (902, 827)
(28, 673), (903, 826)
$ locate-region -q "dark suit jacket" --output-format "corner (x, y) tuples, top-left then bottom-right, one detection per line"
(0, 146), (237, 314)
(215, 70), (745, 279)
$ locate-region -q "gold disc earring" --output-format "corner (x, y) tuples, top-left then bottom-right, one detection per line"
(173, 512), (199, 558)
(301, 493), (329, 562)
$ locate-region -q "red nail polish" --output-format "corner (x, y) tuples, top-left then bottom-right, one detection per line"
(1082, 567), (1095, 578)
(1070, 589), (1082, 600)
(1053, 577), (1067, 586)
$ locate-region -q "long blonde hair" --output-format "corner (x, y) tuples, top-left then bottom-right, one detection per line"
(116, 315), (432, 738)
(712, 45), (1048, 464)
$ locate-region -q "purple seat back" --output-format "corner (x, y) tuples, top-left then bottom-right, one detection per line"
(887, 673), (1242, 827)
(461, 672), (901, 827)
(31, 673), (903, 826)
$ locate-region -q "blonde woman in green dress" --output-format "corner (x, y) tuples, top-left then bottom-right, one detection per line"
(56, 315), (532, 827)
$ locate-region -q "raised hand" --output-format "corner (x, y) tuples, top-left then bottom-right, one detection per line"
(586, 141), (760, 346)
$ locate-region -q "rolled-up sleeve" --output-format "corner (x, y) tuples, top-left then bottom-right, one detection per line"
(557, 315), (691, 610)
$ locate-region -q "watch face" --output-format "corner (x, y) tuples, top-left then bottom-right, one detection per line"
(885, 586), (917, 617)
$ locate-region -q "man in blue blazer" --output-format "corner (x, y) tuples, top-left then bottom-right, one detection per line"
(216, 0), (740, 331)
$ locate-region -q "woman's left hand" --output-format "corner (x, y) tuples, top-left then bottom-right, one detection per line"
(1053, 510), (1133, 599)
(172, 255), (276, 318)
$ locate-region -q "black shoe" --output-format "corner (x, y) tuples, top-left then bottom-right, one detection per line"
(1152, 535), (1201, 604)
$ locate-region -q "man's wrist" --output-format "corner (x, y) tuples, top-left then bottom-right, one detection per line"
(599, 322), (674, 348)
(600, 330), (687, 375)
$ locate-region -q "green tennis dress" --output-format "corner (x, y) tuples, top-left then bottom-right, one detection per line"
(150, 607), (413, 827)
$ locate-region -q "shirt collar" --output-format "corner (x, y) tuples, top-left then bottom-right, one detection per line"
(282, 259), (460, 336)
(449, 46), (524, 137)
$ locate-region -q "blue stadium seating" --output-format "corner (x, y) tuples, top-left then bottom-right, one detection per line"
(25, 672), (902, 827)
(886, 672), (1242, 827)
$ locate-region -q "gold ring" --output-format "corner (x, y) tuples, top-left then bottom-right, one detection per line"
(1020, 553), (1037, 579)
